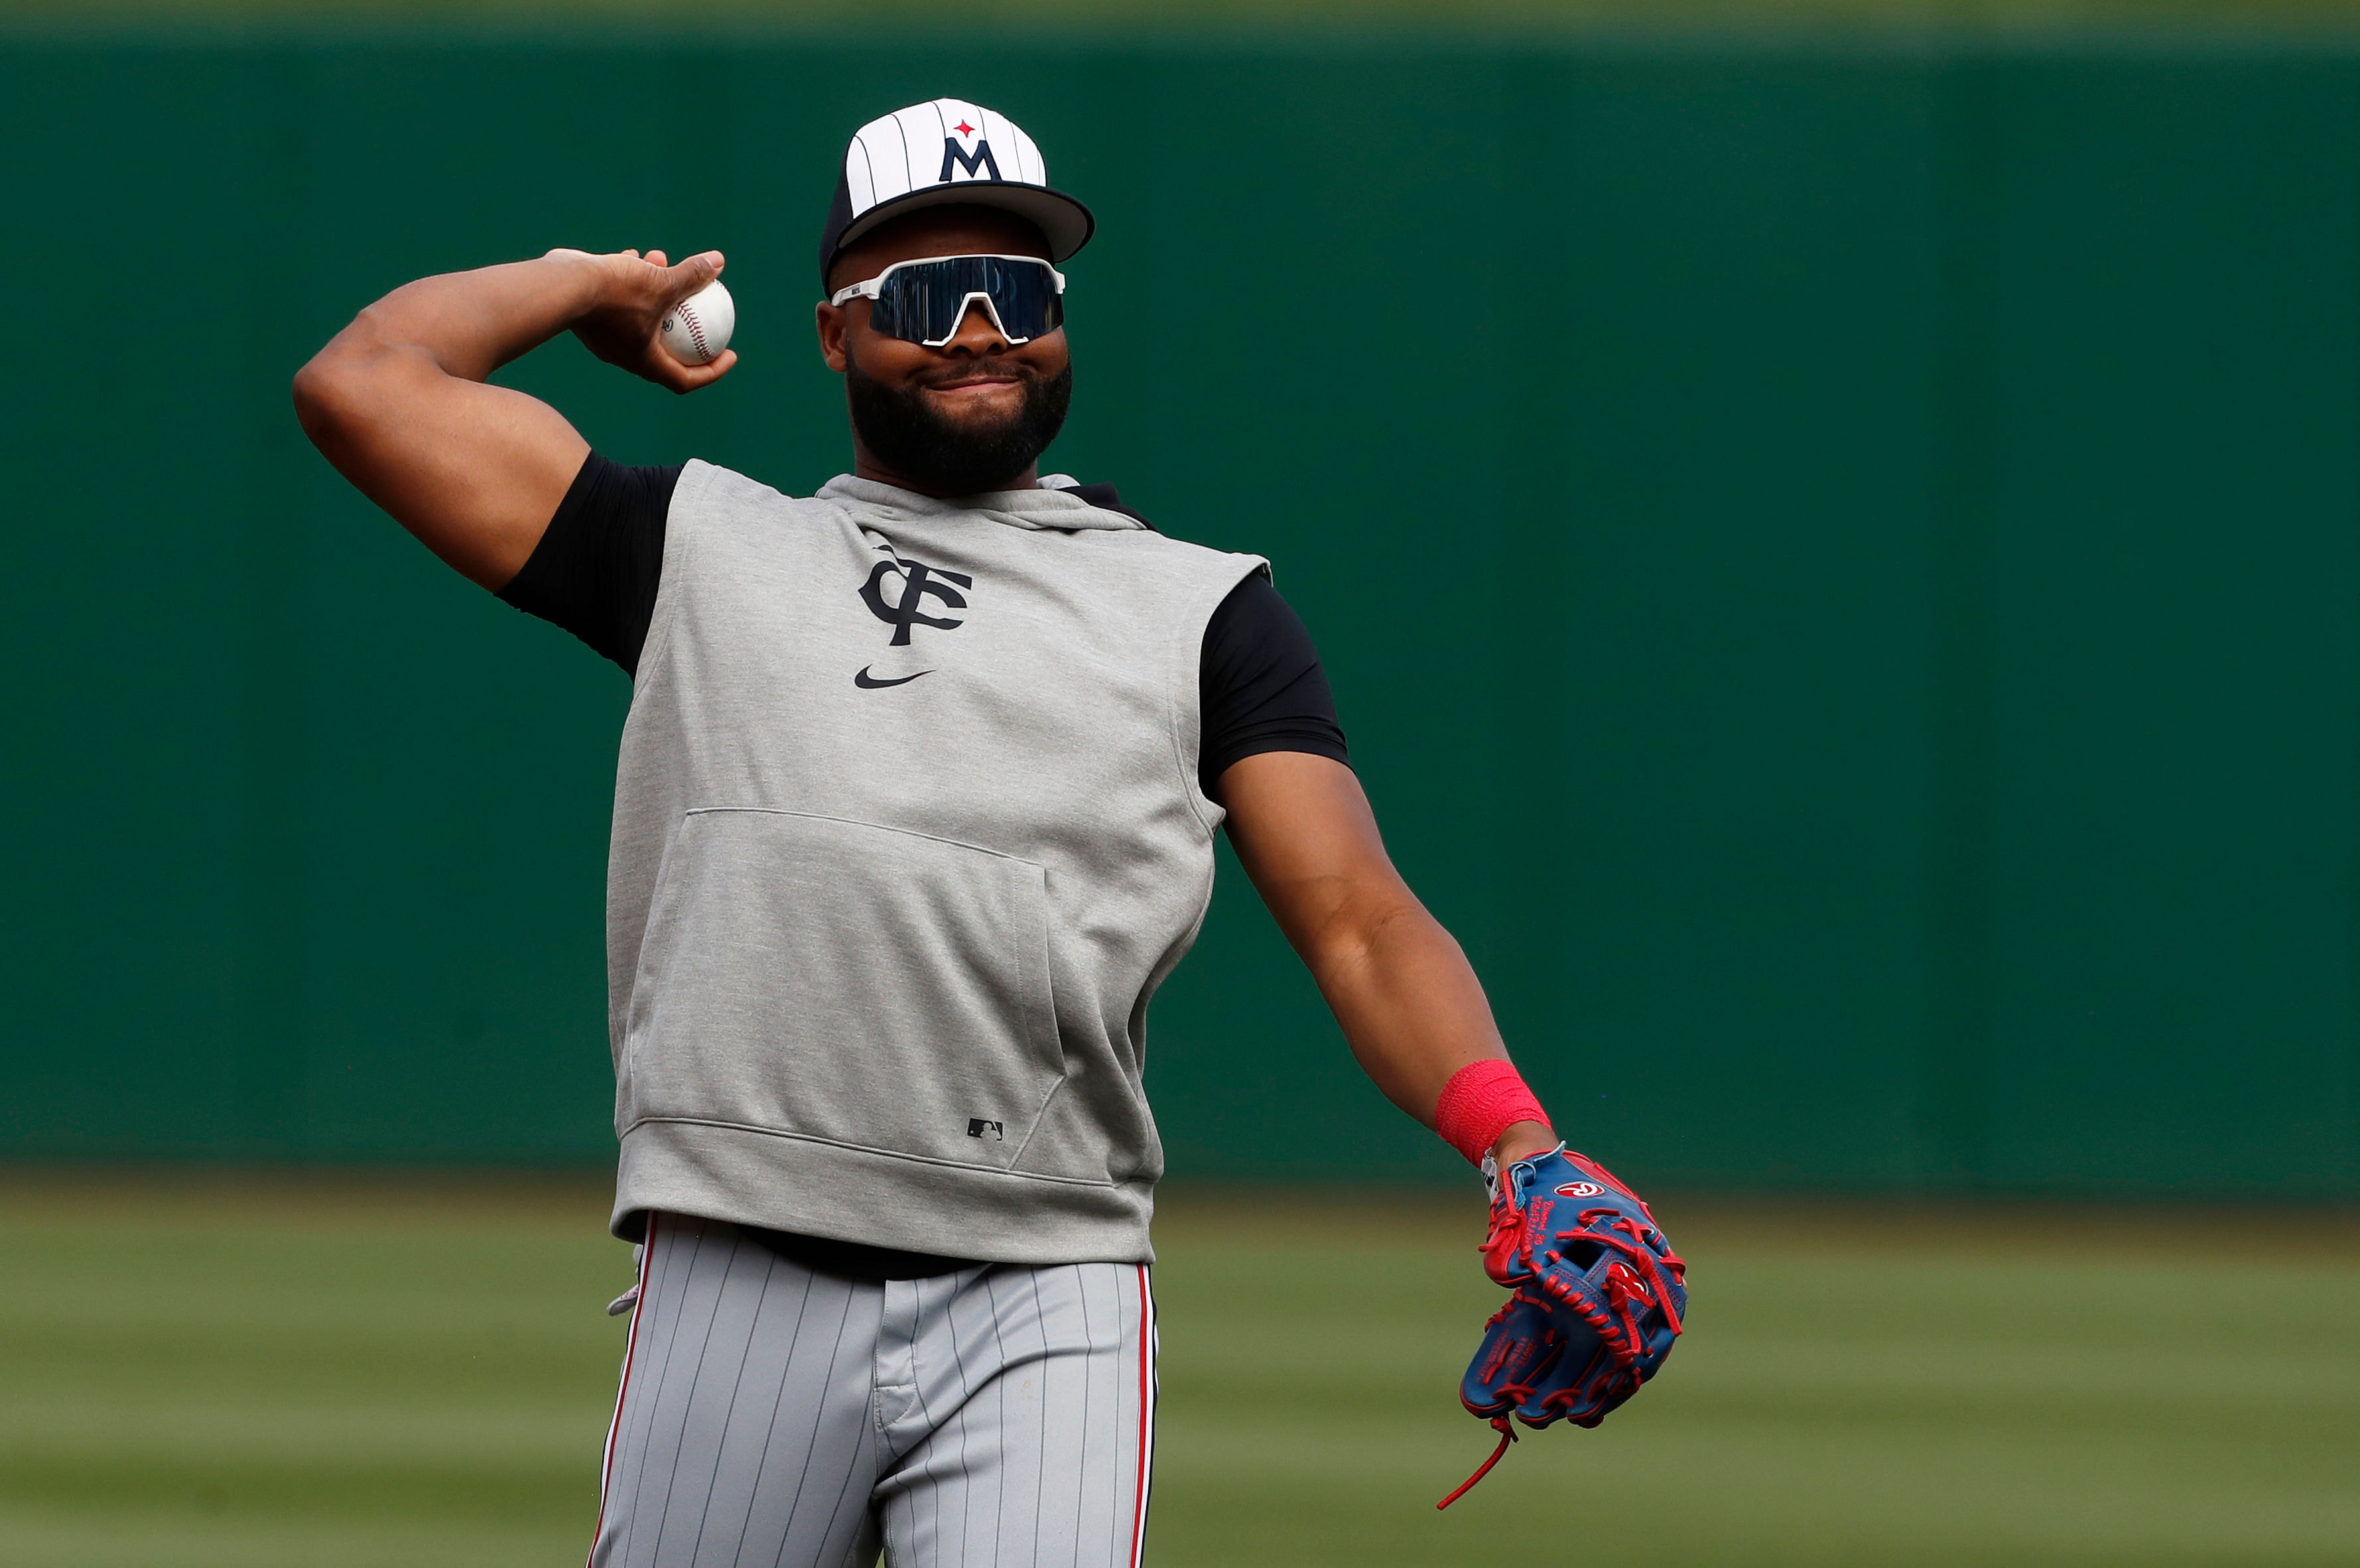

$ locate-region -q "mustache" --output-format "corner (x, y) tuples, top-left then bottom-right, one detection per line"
(907, 359), (1040, 390)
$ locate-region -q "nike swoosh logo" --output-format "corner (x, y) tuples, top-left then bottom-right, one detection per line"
(854, 666), (931, 689)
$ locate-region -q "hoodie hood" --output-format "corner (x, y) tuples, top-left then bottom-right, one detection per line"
(817, 474), (1147, 535)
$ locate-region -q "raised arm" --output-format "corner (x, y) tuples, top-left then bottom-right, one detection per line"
(1217, 751), (1557, 1168)
(291, 247), (733, 589)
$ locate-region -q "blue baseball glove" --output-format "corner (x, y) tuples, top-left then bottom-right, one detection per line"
(1438, 1144), (1687, 1508)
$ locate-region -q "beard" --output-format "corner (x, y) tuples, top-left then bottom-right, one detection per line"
(844, 350), (1073, 495)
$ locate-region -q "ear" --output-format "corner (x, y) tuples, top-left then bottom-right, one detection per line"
(815, 300), (849, 373)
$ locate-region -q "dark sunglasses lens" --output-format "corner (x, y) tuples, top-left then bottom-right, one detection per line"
(973, 257), (1061, 340)
(871, 257), (1062, 345)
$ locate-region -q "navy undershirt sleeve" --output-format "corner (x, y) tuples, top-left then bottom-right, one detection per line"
(1195, 571), (1351, 800)
(495, 452), (682, 677)
(495, 456), (1350, 796)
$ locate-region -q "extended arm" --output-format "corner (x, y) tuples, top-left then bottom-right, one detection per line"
(291, 247), (732, 589)
(1218, 751), (1556, 1167)
(1228, 753), (1686, 1499)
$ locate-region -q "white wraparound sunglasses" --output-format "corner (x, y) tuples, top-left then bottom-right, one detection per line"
(829, 253), (1067, 347)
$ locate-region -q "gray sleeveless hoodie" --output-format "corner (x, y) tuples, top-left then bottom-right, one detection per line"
(606, 464), (1266, 1264)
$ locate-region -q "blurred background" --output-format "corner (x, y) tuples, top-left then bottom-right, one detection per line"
(3, 1), (2357, 1563)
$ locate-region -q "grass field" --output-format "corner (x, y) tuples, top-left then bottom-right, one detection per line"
(1, 1174), (2355, 1567)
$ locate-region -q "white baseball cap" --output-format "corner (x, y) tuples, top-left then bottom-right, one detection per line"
(819, 98), (1095, 285)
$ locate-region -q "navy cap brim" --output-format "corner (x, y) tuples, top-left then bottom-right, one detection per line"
(820, 178), (1094, 287)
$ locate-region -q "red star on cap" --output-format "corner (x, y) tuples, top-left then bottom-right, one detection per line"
(954, 121), (975, 136)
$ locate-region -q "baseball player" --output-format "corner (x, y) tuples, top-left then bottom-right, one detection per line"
(293, 98), (1681, 1567)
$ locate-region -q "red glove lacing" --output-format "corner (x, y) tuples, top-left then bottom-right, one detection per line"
(1538, 1208), (1687, 1352)
(1435, 1419), (1516, 1510)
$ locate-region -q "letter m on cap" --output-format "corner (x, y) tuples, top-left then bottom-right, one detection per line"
(940, 137), (1002, 182)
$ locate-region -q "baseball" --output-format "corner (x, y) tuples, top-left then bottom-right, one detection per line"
(660, 279), (735, 366)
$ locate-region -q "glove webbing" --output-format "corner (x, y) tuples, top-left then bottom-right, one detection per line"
(1541, 1208), (1687, 1354)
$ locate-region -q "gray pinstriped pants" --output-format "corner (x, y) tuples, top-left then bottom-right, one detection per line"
(588, 1212), (1157, 1568)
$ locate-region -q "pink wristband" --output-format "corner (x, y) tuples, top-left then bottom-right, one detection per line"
(1433, 1060), (1549, 1166)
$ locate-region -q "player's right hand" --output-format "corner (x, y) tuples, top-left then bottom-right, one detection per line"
(555, 247), (738, 395)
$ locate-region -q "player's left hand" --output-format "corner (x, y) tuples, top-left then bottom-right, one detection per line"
(1439, 1144), (1687, 1507)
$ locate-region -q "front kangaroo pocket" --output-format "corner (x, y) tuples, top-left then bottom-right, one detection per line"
(624, 808), (1064, 1170)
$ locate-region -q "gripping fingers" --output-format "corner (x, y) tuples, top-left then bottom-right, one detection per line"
(659, 249), (724, 300)
(657, 347), (736, 395)
(644, 251), (730, 391)
(568, 248), (733, 391)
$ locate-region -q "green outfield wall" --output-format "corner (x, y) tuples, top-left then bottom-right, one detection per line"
(4, 30), (2357, 1195)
